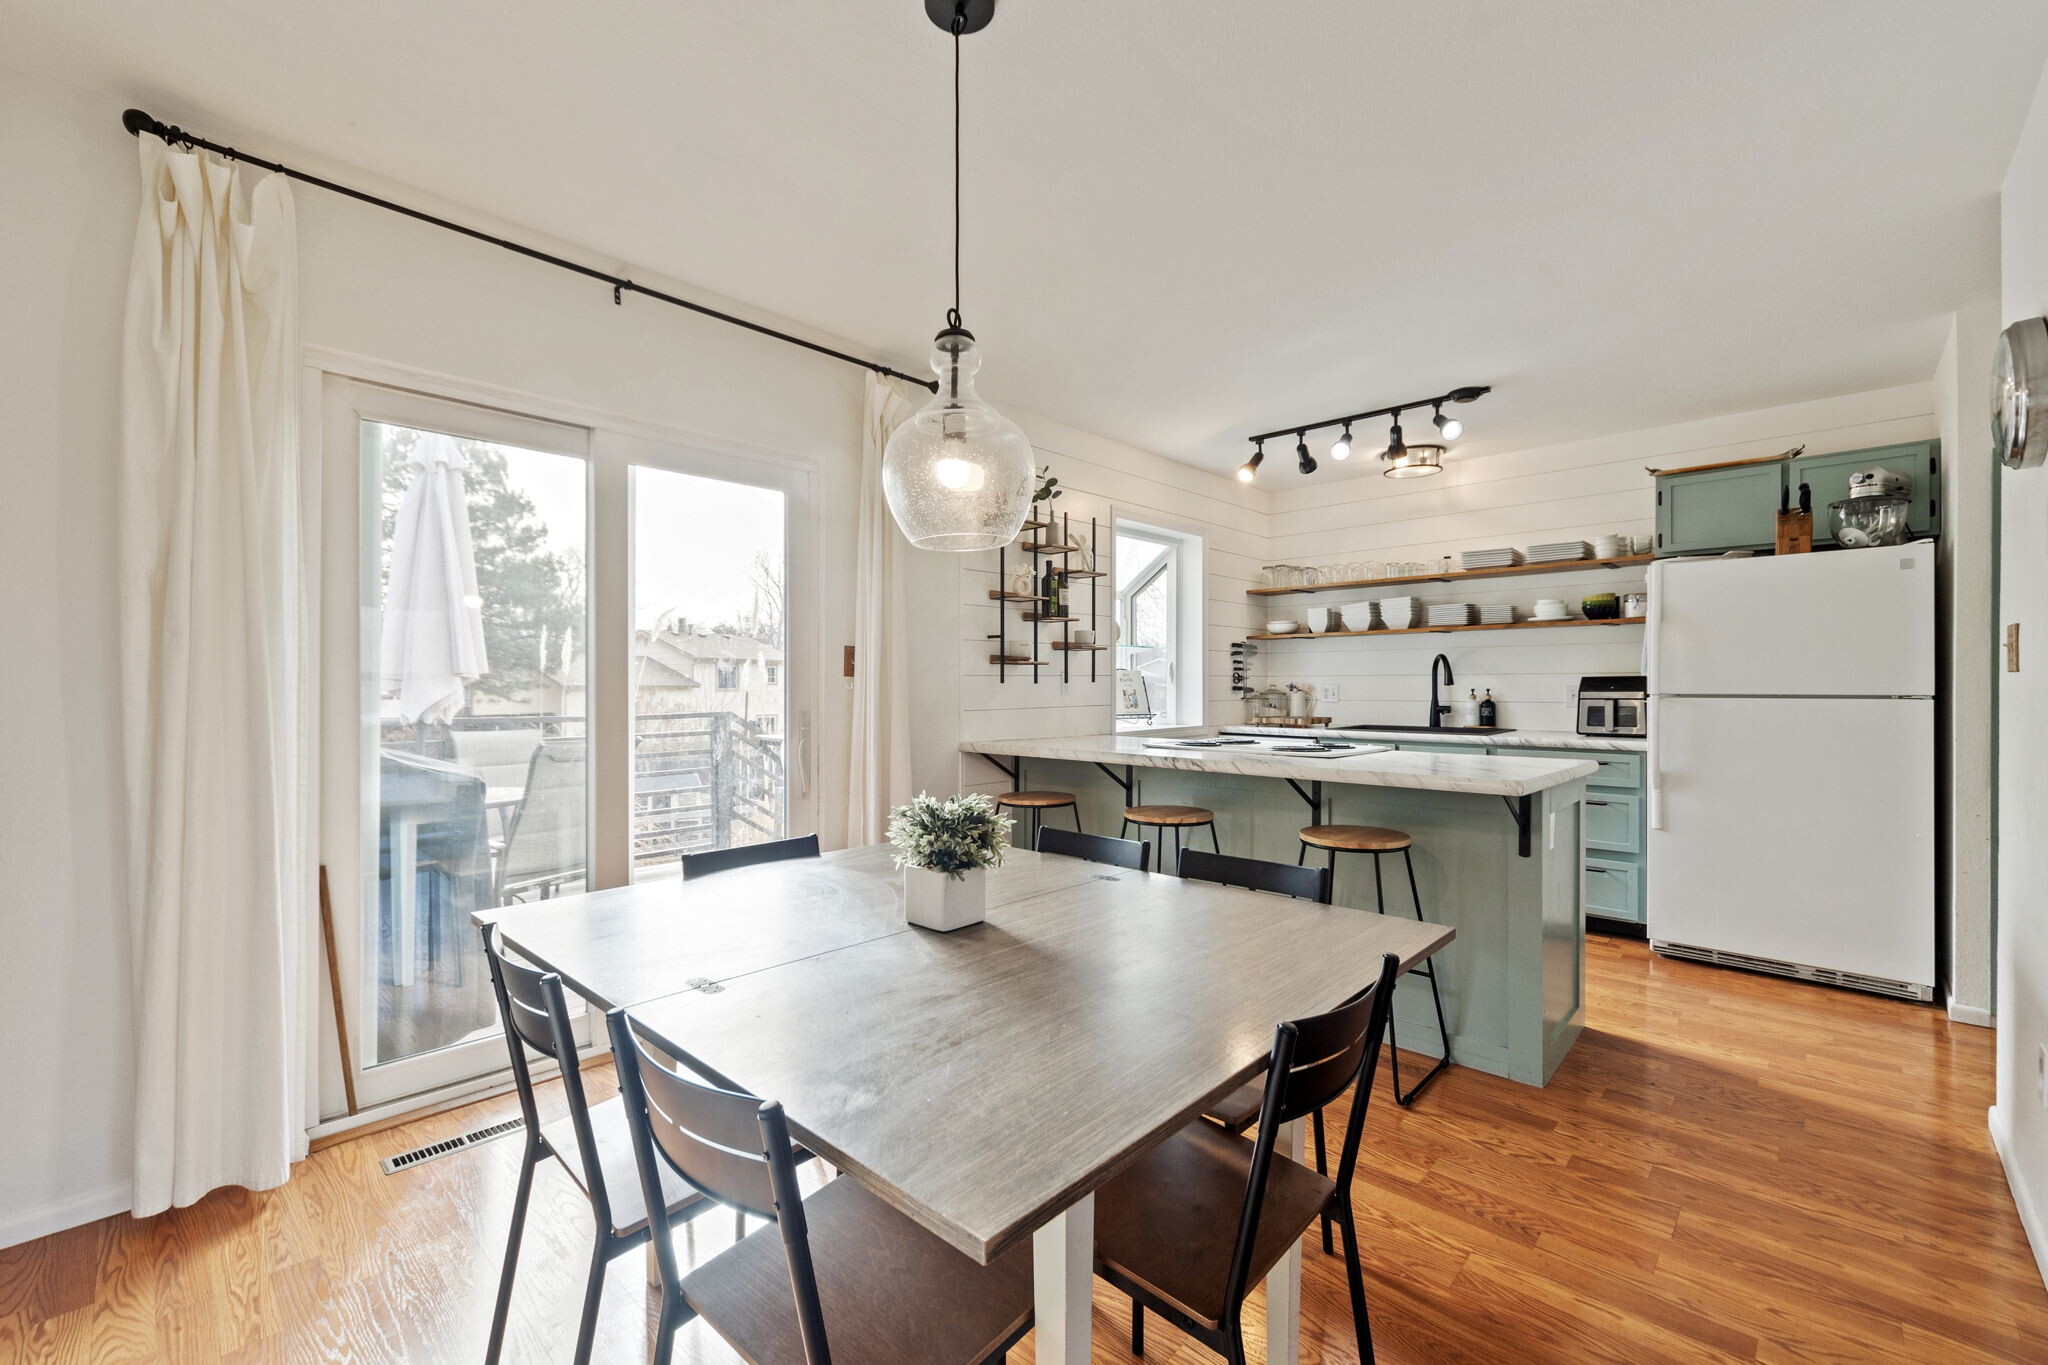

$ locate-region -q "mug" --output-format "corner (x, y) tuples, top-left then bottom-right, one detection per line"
(1073, 627), (1095, 645)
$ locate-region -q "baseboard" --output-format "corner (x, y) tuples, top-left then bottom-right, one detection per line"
(1948, 1001), (1996, 1028)
(0, 1182), (131, 1252)
(1989, 1105), (2048, 1292)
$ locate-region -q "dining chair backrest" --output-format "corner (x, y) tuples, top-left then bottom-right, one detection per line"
(449, 726), (544, 790)
(1035, 825), (1150, 872)
(607, 1009), (833, 1361)
(497, 738), (586, 900)
(1178, 848), (1331, 903)
(680, 833), (821, 880)
(1224, 952), (1400, 1314)
(480, 924), (613, 1228)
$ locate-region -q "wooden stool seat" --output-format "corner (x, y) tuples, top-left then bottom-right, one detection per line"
(1123, 804), (1216, 827)
(1300, 823), (1413, 853)
(996, 790), (1077, 809)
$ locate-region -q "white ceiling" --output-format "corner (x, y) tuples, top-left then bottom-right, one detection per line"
(8, 0), (2048, 477)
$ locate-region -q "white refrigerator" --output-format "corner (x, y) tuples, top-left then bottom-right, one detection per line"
(1645, 548), (1935, 1000)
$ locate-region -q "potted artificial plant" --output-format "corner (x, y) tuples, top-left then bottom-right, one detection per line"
(887, 792), (1012, 931)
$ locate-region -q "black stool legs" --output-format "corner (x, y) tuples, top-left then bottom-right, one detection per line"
(1301, 840), (1454, 1107)
(1120, 818), (1220, 875)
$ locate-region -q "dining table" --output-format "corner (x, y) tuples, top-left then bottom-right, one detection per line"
(475, 842), (1453, 1363)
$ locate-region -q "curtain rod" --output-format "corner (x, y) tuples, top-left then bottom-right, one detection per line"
(121, 108), (939, 392)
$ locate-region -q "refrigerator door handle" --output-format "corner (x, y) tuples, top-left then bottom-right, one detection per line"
(1647, 694), (1666, 831)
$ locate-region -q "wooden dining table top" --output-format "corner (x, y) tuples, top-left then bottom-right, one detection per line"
(474, 845), (1453, 1264)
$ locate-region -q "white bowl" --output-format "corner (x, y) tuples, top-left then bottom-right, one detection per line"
(1265, 621), (1301, 634)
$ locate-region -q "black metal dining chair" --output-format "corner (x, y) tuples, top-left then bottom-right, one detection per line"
(1035, 824), (1150, 871)
(480, 927), (728, 1365)
(1093, 953), (1401, 1365)
(1177, 847), (1331, 904)
(607, 1009), (1035, 1365)
(680, 832), (821, 879)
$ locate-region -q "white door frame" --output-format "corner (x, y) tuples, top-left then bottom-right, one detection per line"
(312, 357), (818, 1116)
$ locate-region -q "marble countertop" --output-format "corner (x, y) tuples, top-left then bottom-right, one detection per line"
(1223, 725), (1648, 754)
(962, 732), (1597, 798)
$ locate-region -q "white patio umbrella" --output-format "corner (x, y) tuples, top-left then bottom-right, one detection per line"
(379, 432), (489, 723)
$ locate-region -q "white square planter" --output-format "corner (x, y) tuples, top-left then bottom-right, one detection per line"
(904, 866), (987, 932)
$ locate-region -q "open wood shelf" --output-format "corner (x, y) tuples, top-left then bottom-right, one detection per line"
(1062, 568), (1107, 579)
(989, 654), (1044, 666)
(1248, 554), (1654, 597)
(987, 590), (1047, 602)
(1247, 616), (1647, 641)
(1022, 541), (1083, 555)
(1049, 642), (1107, 651)
(1022, 613), (1078, 623)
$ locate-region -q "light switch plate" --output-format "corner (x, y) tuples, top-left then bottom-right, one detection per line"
(1318, 683), (1341, 701)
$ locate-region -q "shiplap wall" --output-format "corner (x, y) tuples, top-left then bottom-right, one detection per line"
(940, 408), (1270, 798)
(1258, 383), (1938, 732)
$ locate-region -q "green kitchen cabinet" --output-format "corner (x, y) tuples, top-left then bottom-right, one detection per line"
(1789, 441), (1940, 542)
(1395, 742), (1486, 755)
(1654, 460), (1786, 556)
(1517, 746), (1648, 925)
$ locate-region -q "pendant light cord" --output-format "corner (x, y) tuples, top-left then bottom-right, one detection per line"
(948, 2), (966, 330)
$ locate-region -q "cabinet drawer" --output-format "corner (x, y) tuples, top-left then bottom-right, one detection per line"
(1584, 793), (1643, 853)
(1585, 857), (1642, 922)
(1513, 747), (1643, 791)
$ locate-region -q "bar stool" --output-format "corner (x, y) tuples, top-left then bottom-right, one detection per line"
(1298, 823), (1453, 1105)
(996, 790), (1081, 846)
(1122, 804), (1219, 873)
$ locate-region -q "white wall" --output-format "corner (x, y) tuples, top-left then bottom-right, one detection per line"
(1935, 303), (2002, 1024)
(1259, 386), (1937, 733)
(1994, 50), (2048, 1291)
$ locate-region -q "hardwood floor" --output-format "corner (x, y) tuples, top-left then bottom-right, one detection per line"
(3, 937), (2042, 1363)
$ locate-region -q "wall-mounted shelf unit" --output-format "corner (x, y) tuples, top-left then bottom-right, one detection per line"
(989, 511), (1102, 684)
(1248, 554), (1653, 597)
(1247, 616), (1646, 641)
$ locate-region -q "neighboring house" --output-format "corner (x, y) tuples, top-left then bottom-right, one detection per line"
(546, 623), (783, 728)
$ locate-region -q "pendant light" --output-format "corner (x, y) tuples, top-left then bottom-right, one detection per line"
(882, 0), (1034, 552)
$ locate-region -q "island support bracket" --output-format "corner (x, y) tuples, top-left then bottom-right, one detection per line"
(1502, 795), (1533, 857)
(980, 754), (1021, 789)
(1284, 779), (1324, 825)
(1093, 763), (1136, 806)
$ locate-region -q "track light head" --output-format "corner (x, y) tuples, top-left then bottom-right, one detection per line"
(1330, 423), (1352, 460)
(1383, 414), (1407, 460)
(1238, 442), (1264, 483)
(1296, 434), (1317, 475)
(1432, 403), (1463, 442)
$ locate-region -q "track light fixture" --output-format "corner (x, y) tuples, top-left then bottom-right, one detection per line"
(1241, 384), (1490, 480)
(1432, 402), (1462, 442)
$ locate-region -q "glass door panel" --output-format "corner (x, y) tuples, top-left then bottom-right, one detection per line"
(629, 466), (787, 881)
(360, 418), (589, 1071)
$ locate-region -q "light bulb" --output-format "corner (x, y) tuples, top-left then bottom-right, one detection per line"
(1433, 405), (1463, 442)
(1238, 446), (1264, 482)
(1331, 426), (1352, 460)
(882, 328), (1034, 550)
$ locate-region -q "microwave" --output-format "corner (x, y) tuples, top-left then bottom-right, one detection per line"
(1577, 675), (1648, 737)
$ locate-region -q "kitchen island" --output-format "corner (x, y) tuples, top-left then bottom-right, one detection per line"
(961, 731), (1596, 1086)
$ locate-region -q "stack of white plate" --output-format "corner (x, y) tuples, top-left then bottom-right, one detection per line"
(1461, 547), (1524, 570)
(1525, 541), (1591, 564)
(1531, 598), (1572, 621)
(1425, 602), (1475, 626)
(1378, 595), (1419, 629)
(1591, 533), (1630, 559)
(1477, 604), (1516, 625)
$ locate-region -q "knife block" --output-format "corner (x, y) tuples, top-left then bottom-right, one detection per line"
(1775, 510), (1813, 555)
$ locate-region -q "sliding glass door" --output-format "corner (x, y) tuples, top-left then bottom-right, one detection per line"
(321, 378), (812, 1110)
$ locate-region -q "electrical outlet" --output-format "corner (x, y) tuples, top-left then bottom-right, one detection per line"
(1318, 683), (1341, 701)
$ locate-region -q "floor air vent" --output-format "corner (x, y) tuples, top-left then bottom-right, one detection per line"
(381, 1117), (525, 1174)
(1651, 942), (1932, 1002)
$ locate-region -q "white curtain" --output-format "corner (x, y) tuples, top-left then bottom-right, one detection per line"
(120, 139), (312, 1215)
(844, 374), (919, 844)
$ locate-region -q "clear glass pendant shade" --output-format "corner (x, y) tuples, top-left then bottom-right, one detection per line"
(883, 328), (1035, 551)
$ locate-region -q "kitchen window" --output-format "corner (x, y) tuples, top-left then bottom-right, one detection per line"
(1114, 521), (1204, 730)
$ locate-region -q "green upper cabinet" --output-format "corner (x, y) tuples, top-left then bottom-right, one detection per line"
(1654, 460), (1785, 556)
(1789, 441), (1940, 542)
(1653, 440), (1942, 556)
